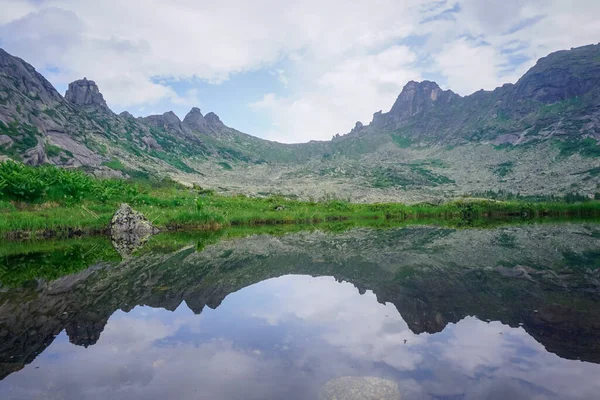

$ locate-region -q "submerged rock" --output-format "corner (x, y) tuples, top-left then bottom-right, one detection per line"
(110, 204), (158, 257)
(319, 376), (401, 400)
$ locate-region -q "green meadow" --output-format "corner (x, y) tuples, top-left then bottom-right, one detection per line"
(1, 160), (600, 238)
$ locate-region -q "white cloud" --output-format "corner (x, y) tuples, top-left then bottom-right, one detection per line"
(0, 0), (37, 25)
(431, 38), (524, 95)
(0, 0), (599, 141)
(250, 45), (422, 142)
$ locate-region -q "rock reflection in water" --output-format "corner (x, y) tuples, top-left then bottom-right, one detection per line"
(1, 223), (600, 399)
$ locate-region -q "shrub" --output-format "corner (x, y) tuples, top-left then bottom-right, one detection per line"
(0, 161), (48, 201)
(0, 161), (141, 204)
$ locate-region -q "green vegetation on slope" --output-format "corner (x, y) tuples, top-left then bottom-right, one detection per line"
(556, 138), (600, 158)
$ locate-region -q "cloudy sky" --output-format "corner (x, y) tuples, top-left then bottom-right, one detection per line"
(0, 0), (598, 142)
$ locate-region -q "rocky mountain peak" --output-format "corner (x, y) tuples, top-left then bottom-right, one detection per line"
(65, 78), (109, 110)
(140, 111), (182, 130)
(119, 111), (134, 119)
(162, 111), (181, 125)
(513, 43), (600, 104)
(0, 47), (63, 106)
(186, 107), (203, 117)
(388, 80), (457, 121)
(350, 121), (364, 134)
(183, 107), (207, 131)
(204, 112), (224, 128)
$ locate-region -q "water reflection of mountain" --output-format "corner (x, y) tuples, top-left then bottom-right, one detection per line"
(1, 224), (600, 379)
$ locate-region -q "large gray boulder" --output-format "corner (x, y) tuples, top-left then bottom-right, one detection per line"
(110, 204), (158, 256)
(110, 203), (156, 235)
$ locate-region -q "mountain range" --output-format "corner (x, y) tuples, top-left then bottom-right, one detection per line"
(1, 44), (600, 202)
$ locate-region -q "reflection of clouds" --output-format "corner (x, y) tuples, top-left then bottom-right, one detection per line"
(247, 275), (426, 371)
(440, 318), (518, 374)
(2, 275), (600, 400)
(422, 317), (600, 399)
(2, 317), (310, 399)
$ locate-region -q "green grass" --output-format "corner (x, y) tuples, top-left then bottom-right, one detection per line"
(572, 166), (600, 180)
(45, 144), (72, 158)
(150, 150), (197, 173)
(102, 158), (150, 180)
(1, 161), (600, 238)
(391, 135), (412, 148)
(493, 161), (514, 177)
(556, 138), (600, 158)
(0, 120), (39, 160)
(372, 165), (453, 188)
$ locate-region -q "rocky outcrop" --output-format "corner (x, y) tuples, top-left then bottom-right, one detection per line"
(141, 135), (161, 150)
(141, 111), (183, 130)
(22, 139), (46, 166)
(388, 80), (457, 122)
(1, 44), (600, 198)
(513, 43), (600, 104)
(0, 135), (13, 148)
(65, 78), (109, 110)
(119, 111), (135, 119)
(0, 48), (64, 106)
(183, 107), (207, 132)
(204, 112), (225, 129)
(350, 121), (364, 134)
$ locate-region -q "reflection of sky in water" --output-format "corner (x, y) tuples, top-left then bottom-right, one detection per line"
(2, 275), (600, 400)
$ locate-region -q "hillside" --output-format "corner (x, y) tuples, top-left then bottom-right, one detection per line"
(1, 44), (600, 202)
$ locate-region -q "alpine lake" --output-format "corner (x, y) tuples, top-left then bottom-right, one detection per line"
(1, 219), (600, 400)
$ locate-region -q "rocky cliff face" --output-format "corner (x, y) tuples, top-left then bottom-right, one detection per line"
(0, 49), (64, 108)
(64, 78), (109, 110)
(513, 44), (600, 104)
(387, 80), (457, 122)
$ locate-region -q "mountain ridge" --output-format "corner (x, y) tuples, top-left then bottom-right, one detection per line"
(1, 44), (600, 201)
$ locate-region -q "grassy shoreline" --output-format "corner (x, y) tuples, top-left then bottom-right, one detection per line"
(3, 194), (600, 240)
(2, 161), (600, 239)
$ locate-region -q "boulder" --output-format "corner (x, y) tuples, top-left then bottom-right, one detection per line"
(110, 203), (156, 235)
(23, 140), (46, 166)
(110, 204), (158, 257)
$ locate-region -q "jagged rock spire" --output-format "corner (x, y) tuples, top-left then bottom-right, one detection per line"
(204, 112), (224, 128)
(183, 107), (207, 131)
(65, 78), (109, 110)
(388, 80), (457, 121)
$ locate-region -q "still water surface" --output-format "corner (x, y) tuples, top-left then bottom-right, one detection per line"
(1, 223), (600, 399)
